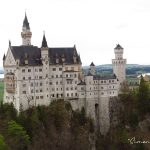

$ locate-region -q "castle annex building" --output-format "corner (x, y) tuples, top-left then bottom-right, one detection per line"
(3, 14), (126, 135)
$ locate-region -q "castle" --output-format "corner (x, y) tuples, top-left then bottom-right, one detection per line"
(3, 14), (126, 135)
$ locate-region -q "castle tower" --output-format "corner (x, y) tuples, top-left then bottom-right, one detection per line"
(21, 13), (32, 45)
(89, 62), (96, 75)
(41, 33), (50, 105)
(112, 44), (126, 83)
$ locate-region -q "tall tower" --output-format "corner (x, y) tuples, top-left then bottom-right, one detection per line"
(21, 13), (32, 45)
(112, 44), (126, 83)
(89, 62), (96, 75)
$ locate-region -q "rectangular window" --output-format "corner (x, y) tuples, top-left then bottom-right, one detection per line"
(56, 75), (58, 78)
(22, 77), (25, 80)
(39, 68), (42, 72)
(22, 69), (25, 72)
(59, 68), (62, 71)
(36, 90), (38, 93)
(36, 96), (39, 99)
(40, 89), (42, 92)
(39, 76), (42, 79)
(31, 83), (33, 87)
(28, 69), (31, 72)
(52, 68), (56, 71)
(40, 82), (42, 86)
(40, 96), (43, 99)
(22, 91), (26, 94)
(28, 77), (31, 80)
(31, 89), (34, 93)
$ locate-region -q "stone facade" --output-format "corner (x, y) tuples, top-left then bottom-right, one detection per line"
(3, 14), (126, 135)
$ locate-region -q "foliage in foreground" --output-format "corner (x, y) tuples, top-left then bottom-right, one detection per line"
(0, 100), (94, 150)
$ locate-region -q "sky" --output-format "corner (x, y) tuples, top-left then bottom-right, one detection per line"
(1, 0), (150, 66)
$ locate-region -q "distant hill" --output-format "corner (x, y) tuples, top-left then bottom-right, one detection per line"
(83, 64), (150, 75)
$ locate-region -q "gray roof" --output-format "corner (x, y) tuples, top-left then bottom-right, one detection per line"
(114, 44), (123, 49)
(23, 13), (30, 30)
(93, 74), (117, 80)
(78, 81), (86, 85)
(11, 46), (42, 66)
(90, 62), (95, 66)
(10, 45), (81, 66)
(49, 47), (81, 64)
(41, 34), (48, 48)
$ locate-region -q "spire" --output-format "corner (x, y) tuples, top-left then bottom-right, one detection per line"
(3, 53), (5, 61)
(114, 44), (123, 49)
(9, 40), (11, 47)
(41, 32), (48, 48)
(23, 12), (30, 30)
(90, 62), (95, 66)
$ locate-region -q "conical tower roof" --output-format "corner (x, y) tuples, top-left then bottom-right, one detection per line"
(23, 13), (30, 29)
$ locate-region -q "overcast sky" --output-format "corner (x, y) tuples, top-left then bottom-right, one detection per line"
(1, 0), (150, 66)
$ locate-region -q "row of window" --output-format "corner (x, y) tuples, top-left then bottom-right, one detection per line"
(22, 68), (43, 73)
(93, 80), (115, 84)
(22, 80), (78, 87)
(22, 74), (78, 80)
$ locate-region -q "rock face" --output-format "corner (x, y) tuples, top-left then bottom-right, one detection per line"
(139, 117), (150, 132)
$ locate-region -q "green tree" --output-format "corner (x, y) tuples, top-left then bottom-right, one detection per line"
(8, 120), (30, 150)
(0, 134), (7, 150)
(138, 75), (150, 115)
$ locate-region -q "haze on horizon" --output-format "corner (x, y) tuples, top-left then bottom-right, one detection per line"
(0, 0), (150, 67)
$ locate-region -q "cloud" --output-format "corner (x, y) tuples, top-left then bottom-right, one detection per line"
(116, 23), (128, 29)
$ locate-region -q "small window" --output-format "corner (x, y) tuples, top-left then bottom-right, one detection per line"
(40, 96), (43, 99)
(39, 76), (42, 79)
(52, 68), (56, 71)
(56, 75), (58, 78)
(28, 69), (31, 72)
(39, 68), (42, 72)
(28, 77), (31, 80)
(22, 91), (26, 94)
(40, 89), (42, 92)
(59, 68), (62, 71)
(40, 82), (42, 86)
(67, 93), (69, 97)
(22, 69), (25, 73)
(22, 77), (25, 80)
